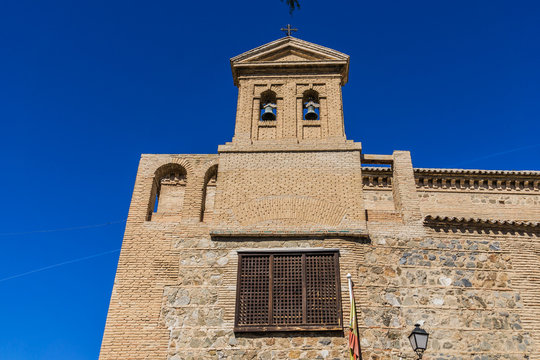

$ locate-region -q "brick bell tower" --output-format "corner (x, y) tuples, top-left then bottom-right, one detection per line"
(211, 36), (368, 238)
(229, 36), (350, 144)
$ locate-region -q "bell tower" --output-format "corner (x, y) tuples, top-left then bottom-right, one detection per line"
(214, 35), (367, 236)
(229, 36), (351, 145)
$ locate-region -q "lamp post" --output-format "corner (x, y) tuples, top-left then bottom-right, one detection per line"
(408, 324), (429, 359)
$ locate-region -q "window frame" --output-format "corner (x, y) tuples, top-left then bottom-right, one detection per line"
(234, 249), (343, 333)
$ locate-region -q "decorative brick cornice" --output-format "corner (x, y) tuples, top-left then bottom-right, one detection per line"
(362, 167), (392, 189)
(361, 167), (540, 192)
(424, 215), (540, 231)
(209, 228), (368, 240)
(415, 168), (540, 176)
(219, 141), (362, 153)
(415, 169), (540, 192)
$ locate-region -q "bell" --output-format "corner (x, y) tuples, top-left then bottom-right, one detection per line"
(261, 103), (277, 121)
(304, 100), (319, 120)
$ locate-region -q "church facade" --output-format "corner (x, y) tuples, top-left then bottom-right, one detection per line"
(99, 36), (540, 359)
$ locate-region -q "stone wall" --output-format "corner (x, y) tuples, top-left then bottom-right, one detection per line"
(158, 223), (538, 360)
(359, 223), (536, 359)
(163, 236), (365, 360)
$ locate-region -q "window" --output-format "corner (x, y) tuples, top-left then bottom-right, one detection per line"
(234, 250), (343, 332)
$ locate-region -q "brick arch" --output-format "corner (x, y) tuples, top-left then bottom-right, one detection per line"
(202, 161), (219, 185)
(165, 157), (193, 174)
(147, 162), (190, 221)
(233, 196), (347, 227)
(144, 157), (194, 179)
(302, 89), (319, 102)
(254, 84), (284, 97)
(154, 162), (188, 180)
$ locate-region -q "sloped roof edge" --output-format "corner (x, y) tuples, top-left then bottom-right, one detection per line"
(361, 167), (540, 177)
(424, 215), (540, 229)
(230, 36), (349, 63)
(414, 168), (540, 176)
(230, 36), (350, 86)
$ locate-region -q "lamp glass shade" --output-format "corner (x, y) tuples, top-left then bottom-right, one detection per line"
(415, 332), (429, 350)
(408, 332), (417, 350)
(409, 324), (429, 351)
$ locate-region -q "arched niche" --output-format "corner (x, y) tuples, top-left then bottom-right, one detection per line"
(147, 163), (188, 221)
(200, 164), (218, 222)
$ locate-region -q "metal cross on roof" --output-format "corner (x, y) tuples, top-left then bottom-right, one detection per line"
(280, 24), (298, 37)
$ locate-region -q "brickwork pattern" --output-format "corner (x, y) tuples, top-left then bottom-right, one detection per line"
(99, 155), (218, 360)
(213, 150), (366, 232)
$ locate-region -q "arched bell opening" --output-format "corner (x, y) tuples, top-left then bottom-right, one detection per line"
(147, 163), (188, 221)
(302, 90), (320, 120)
(260, 90), (277, 121)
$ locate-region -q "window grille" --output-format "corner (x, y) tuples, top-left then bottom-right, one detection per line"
(234, 250), (342, 332)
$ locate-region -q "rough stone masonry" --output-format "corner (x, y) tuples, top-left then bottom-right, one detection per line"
(99, 36), (540, 360)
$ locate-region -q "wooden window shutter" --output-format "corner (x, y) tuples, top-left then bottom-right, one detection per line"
(236, 254), (270, 327)
(272, 254), (303, 325)
(235, 250), (342, 332)
(305, 252), (340, 325)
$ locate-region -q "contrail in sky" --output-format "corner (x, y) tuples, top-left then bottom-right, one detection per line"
(0, 219), (126, 236)
(452, 143), (540, 167)
(0, 248), (121, 283)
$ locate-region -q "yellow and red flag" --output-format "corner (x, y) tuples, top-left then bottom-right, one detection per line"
(348, 276), (361, 360)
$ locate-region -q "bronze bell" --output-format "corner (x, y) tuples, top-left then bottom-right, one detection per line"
(261, 103), (277, 121)
(304, 100), (320, 120)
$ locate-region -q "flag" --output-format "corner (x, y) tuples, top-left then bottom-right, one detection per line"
(348, 284), (361, 360)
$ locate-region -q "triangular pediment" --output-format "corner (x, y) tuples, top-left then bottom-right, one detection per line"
(230, 36), (350, 85)
(256, 48), (322, 62)
(231, 36), (349, 65)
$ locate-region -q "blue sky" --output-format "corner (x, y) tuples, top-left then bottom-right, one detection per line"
(0, 0), (539, 359)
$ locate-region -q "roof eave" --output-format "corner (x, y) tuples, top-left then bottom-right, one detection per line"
(231, 59), (350, 86)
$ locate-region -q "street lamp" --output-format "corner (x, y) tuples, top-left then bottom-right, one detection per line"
(408, 324), (429, 359)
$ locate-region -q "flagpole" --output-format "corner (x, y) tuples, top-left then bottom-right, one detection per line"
(347, 273), (360, 360)
(347, 273), (353, 304)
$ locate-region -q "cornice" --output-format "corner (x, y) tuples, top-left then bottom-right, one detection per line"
(230, 36), (350, 86)
(210, 228), (368, 240)
(414, 168), (540, 176)
(361, 167), (540, 192)
(218, 141), (362, 153)
(230, 36), (349, 63)
(361, 167), (540, 177)
(424, 215), (540, 232)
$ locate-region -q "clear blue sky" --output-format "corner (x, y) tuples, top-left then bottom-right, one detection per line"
(0, 1), (539, 359)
